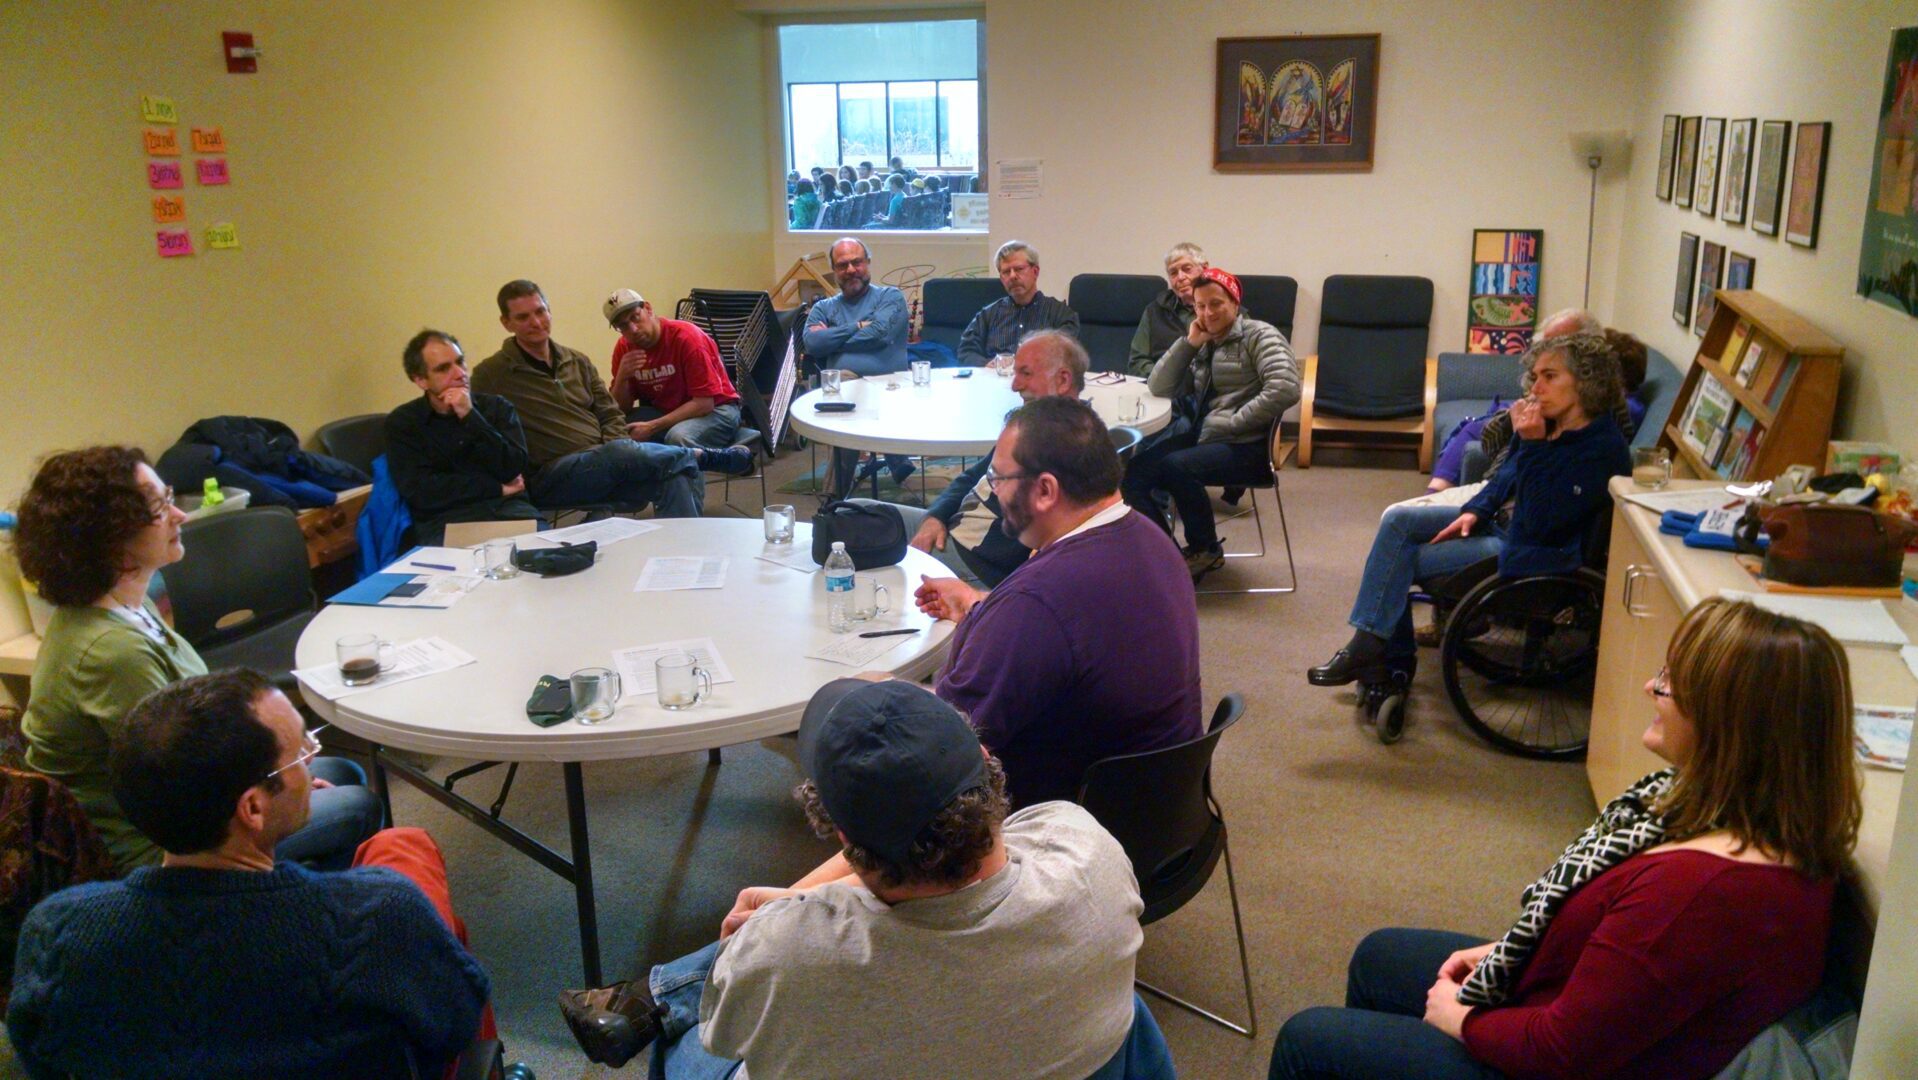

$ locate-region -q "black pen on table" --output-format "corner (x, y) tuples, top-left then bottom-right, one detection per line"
(858, 628), (920, 638)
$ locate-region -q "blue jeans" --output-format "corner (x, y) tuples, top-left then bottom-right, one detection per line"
(628, 404), (743, 451)
(274, 757), (383, 872)
(1122, 427), (1269, 550)
(1270, 928), (1504, 1080)
(530, 440), (703, 516)
(1349, 503), (1503, 656)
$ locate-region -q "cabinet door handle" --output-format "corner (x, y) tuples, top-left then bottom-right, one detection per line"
(1621, 565), (1640, 614)
(1627, 565), (1659, 617)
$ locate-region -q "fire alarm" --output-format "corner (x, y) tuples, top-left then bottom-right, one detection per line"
(223, 32), (259, 74)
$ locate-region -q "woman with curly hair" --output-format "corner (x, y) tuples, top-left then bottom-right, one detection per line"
(1274, 598), (1863, 1078)
(11, 447), (380, 873)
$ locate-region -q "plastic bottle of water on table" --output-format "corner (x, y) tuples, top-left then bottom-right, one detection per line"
(824, 541), (855, 633)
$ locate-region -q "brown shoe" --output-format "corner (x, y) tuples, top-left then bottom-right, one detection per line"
(559, 980), (666, 1067)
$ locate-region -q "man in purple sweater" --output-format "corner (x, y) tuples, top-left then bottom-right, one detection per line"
(914, 397), (1204, 807)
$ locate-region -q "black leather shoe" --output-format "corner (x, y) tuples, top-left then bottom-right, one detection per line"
(1307, 633), (1388, 686)
(559, 980), (667, 1068)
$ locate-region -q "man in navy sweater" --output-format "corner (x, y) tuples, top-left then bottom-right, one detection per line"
(7, 670), (494, 1078)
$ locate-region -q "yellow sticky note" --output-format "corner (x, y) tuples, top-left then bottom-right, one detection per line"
(205, 222), (239, 250)
(151, 195), (186, 223)
(143, 128), (180, 156)
(191, 127), (226, 153)
(140, 95), (178, 124)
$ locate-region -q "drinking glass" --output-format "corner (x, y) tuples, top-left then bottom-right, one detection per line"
(851, 575), (892, 622)
(1117, 392), (1142, 423)
(570, 667), (622, 725)
(821, 368), (843, 396)
(337, 633), (395, 687)
(992, 352), (1014, 377)
(910, 360), (932, 387)
(655, 654), (712, 710)
(480, 538), (519, 580)
(763, 503), (797, 544)
(1632, 446), (1672, 490)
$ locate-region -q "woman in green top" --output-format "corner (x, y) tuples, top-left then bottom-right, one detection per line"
(12, 447), (381, 873)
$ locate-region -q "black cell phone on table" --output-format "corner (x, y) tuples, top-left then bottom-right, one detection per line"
(814, 401), (857, 412)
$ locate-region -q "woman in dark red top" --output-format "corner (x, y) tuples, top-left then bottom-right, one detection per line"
(1271, 597), (1863, 1080)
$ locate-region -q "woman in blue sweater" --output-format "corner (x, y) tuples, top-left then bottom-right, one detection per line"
(1309, 333), (1632, 686)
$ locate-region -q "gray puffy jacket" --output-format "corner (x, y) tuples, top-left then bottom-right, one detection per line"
(1147, 315), (1300, 444)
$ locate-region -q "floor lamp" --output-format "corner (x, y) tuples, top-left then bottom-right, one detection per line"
(1568, 130), (1631, 308)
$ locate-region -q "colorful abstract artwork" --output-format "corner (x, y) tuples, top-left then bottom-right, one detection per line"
(1467, 229), (1543, 354)
(1217, 34), (1379, 172)
(1860, 26), (1918, 315)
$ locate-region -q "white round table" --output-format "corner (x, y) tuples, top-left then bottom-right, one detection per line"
(294, 519), (953, 983)
(787, 368), (1173, 457)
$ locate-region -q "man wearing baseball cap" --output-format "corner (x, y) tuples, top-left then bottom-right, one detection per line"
(559, 678), (1164, 1078)
(601, 289), (743, 450)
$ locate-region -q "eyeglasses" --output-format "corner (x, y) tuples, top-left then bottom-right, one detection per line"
(263, 724), (330, 784)
(1088, 372), (1127, 385)
(148, 487), (178, 520)
(832, 257), (869, 272)
(1650, 667), (1674, 699)
(984, 468), (1034, 490)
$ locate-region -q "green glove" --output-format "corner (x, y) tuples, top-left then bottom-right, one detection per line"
(526, 674), (575, 727)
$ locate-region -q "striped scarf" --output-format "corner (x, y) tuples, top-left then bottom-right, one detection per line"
(1458, 767), (1677, 1006)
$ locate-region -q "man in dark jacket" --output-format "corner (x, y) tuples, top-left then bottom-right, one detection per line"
(384, 329), (540, 544)
(1127, 242), (1208, 377)
(956, 241), (1080, 368)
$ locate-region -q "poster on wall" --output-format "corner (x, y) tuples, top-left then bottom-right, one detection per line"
(1214, 34), (1380, 172)
(1785, 122), (1831, 248)
(1859, 26), (1918, 316)
(1675, 116), (1701, 209)
(1674, 232), (1699, 326)
(1694, 240), (1726, 336)
(1694, 117), (1724, 216)
(1466, 229), (1542, 354)
(1727, 251), (1755, 291)
(1751, 120), (1793, 236)
(1721, 119), (1756, 225)
(1656, 114), (1679, 200)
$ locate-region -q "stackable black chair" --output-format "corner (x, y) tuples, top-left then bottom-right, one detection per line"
(1197, 419), (1298, 598)
(166, 507), (317, 694)
(676, 289), (783, 458)
(1067, 274), (1164, 373)
(316, 414), (388, 475)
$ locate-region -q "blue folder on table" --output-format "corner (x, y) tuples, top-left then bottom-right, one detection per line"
(328, 573), (419, 606)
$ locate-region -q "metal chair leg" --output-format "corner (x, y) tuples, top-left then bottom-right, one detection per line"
(1223, 493), (1265, 559)
(1198, 485), (1297, 596)
(1135, 833), (1257, 1038)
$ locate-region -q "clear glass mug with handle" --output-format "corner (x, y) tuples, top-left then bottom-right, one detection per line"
(655, 653), (712, 710)
(337, 633), (395, 687)
(851, 575), (892, 622)
(570, 667), (622, 724)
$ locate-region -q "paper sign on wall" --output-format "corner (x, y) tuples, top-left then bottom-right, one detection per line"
(142, 128), (180, 156)
(151, 196), (186, 223)
(147, 161), (184, 189)
(190, 127), (227, 153)
(995, 159), (1042, 199)
(195, 158), (230, 186)
(156, 230), (194, 257)
(204, 222), (239, 249)
(139, 95), (178, 124)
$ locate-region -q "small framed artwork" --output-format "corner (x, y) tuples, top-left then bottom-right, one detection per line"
(1695, 117), (1725, 215)
(1675, 231), (1700, 325)
(1657, 114), (1679, 200)
(1751, 120), (1792, 236)
(1215, 34), (1382, 172)
(1720, 118), (1756, 225)
(1694, 240), (1726, 336)
(1466, 229), (1543, 353)
(1785, 121), (1832, 248)
(1726, 251), (1755, 291)
(1675, 116), (1701, 209)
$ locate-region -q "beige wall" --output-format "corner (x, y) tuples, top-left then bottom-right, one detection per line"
(983, 0), (1647, 360)
(1611, 0), (1918, 454)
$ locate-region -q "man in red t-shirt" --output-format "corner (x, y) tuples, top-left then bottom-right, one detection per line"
(601, 289), (743, 449)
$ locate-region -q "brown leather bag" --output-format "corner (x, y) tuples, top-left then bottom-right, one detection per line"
(1761, 503), (1918, 588)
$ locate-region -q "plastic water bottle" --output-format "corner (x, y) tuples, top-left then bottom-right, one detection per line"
(824, 541), (855, 633)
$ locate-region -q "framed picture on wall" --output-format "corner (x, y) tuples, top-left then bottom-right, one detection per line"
(1695, 117), (1725, 215)
(1214, 34), (1381, 172)
(1751, 120), (1792, 236)
(1860, 27), (1918, 316)
(1675, 231), (1700, 325)
(1721, 118), (1756, 225)
(1727, 251), (1755, 291)
(1675, 116), (1701, 209)
(1466, 229), (1543, 353)
(1657, 114), (1679, 200)
(1785, 121), (1831, 247)
(1694, 240), (1726, 336)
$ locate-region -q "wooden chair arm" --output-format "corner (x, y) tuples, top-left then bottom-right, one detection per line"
(1420, 355), (1438, 472)
(1299, 354), (1319, 467)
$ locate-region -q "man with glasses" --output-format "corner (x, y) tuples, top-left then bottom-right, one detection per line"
(957, 241), (1080, 370)
(8, 670), (498, 1077)
(803, 238), (913, 494)
(911, 397), (1203, 809)
(601, 288), (742, 450)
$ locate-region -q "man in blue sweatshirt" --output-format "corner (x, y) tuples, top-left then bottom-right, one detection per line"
(7, 670), (494, 1077)
(804, 237), (914, 495)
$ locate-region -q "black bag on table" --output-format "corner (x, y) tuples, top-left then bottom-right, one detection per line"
(811, 500), (907, 569)
(511, 541), (598, 577)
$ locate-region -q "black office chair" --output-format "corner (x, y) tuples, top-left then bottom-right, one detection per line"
(1076, 695), (1256, 1037)
(165, 507), (317, 693)
(1197, 419), (1297, 598)
(316, 414), (388, 475)
(1298, 275), (1436, 470)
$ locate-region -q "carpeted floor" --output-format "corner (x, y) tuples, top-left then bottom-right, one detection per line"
(350, 445), (1604, 1078)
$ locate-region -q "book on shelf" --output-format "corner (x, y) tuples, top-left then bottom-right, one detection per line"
(1762, 355), (1802, 412)
(1743, 339), (1777, 393)
(1729, 420), (1766, 479)
(1686, 376), (1735, 456)
(1726, 321), (1758, 382)
(1715, 409), (1758, 477)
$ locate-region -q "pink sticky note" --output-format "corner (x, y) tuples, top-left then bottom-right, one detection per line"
(195, 158), (230, 185)
(147, 161), (184, 189)
(157, 230), (195, 257)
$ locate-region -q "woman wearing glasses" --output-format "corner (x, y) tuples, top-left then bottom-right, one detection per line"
(1272, 598), (1863, 1079)
(12, 446), (380, 873)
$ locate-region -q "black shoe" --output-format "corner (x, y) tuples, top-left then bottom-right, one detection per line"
(1307, 632), (1390, 686)
(700, 446), (755, 477)
(1183, 543), (1225, 582)
(1221, 486), (1247, 505)
(560, 980), (668, 1068)
(890, 459), (916, 485)
(854, 455), (883, 482)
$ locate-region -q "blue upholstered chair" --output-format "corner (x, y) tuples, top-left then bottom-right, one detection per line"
(1237, 274), (1299, 342)
(919, 277), (1009, 359)
(1067, 273), (1165, 373)
(1297, 275), (1436, 470)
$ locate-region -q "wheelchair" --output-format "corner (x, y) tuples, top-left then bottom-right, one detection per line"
(1358, 513), (1610, 759)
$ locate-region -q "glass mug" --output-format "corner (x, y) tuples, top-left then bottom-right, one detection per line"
(570, 667), (622, 725)
(821, 368), (843, 396)
(910, 359), (932, 386)
(480, 537), (520, 580)
(655, 653), (712, 710)
(1632, 446), (1672, 490)
(852, 575), (892, 622)
(991, 352), (1014, 377)
(337, 633), (396, 687)
(763, 503), (797, 544)
(1117, 392), (1143, 423)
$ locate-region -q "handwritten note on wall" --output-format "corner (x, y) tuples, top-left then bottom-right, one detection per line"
(151, 196), (185, 223)
(140, 95), (178, 124)
(147, 161), (183, 189)
(204, 222), (239, 249)
(190, 127), (226, 153)
(140, 96), (240, 259)
(156, 230), (194, 257)
(195, 158), (229, 186)
(143, 128), (180, 156)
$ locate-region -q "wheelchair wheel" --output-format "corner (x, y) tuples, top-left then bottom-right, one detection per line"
(1376, 693), (1406, 744)
(1439, 569), (1604, 760)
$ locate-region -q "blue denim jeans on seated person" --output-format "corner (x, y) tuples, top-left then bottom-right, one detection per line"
(1270, 928), (1503, 1080)
(529, 440), (704, 516)
(273, 756), (384, 872)
(645, 942), (1175, 1080)
(628, 404), (743, 451)
(1120, 428), (1271, 551)
(1349, 503), (1504, 658)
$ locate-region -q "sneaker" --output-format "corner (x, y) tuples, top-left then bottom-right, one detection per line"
(559, 980), (667, 1068)
(700, 446), (755, 477)
(1183, 543), (1225, 582)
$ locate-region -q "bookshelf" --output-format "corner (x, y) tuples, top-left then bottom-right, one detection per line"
(1659, 289), (1843, 482)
